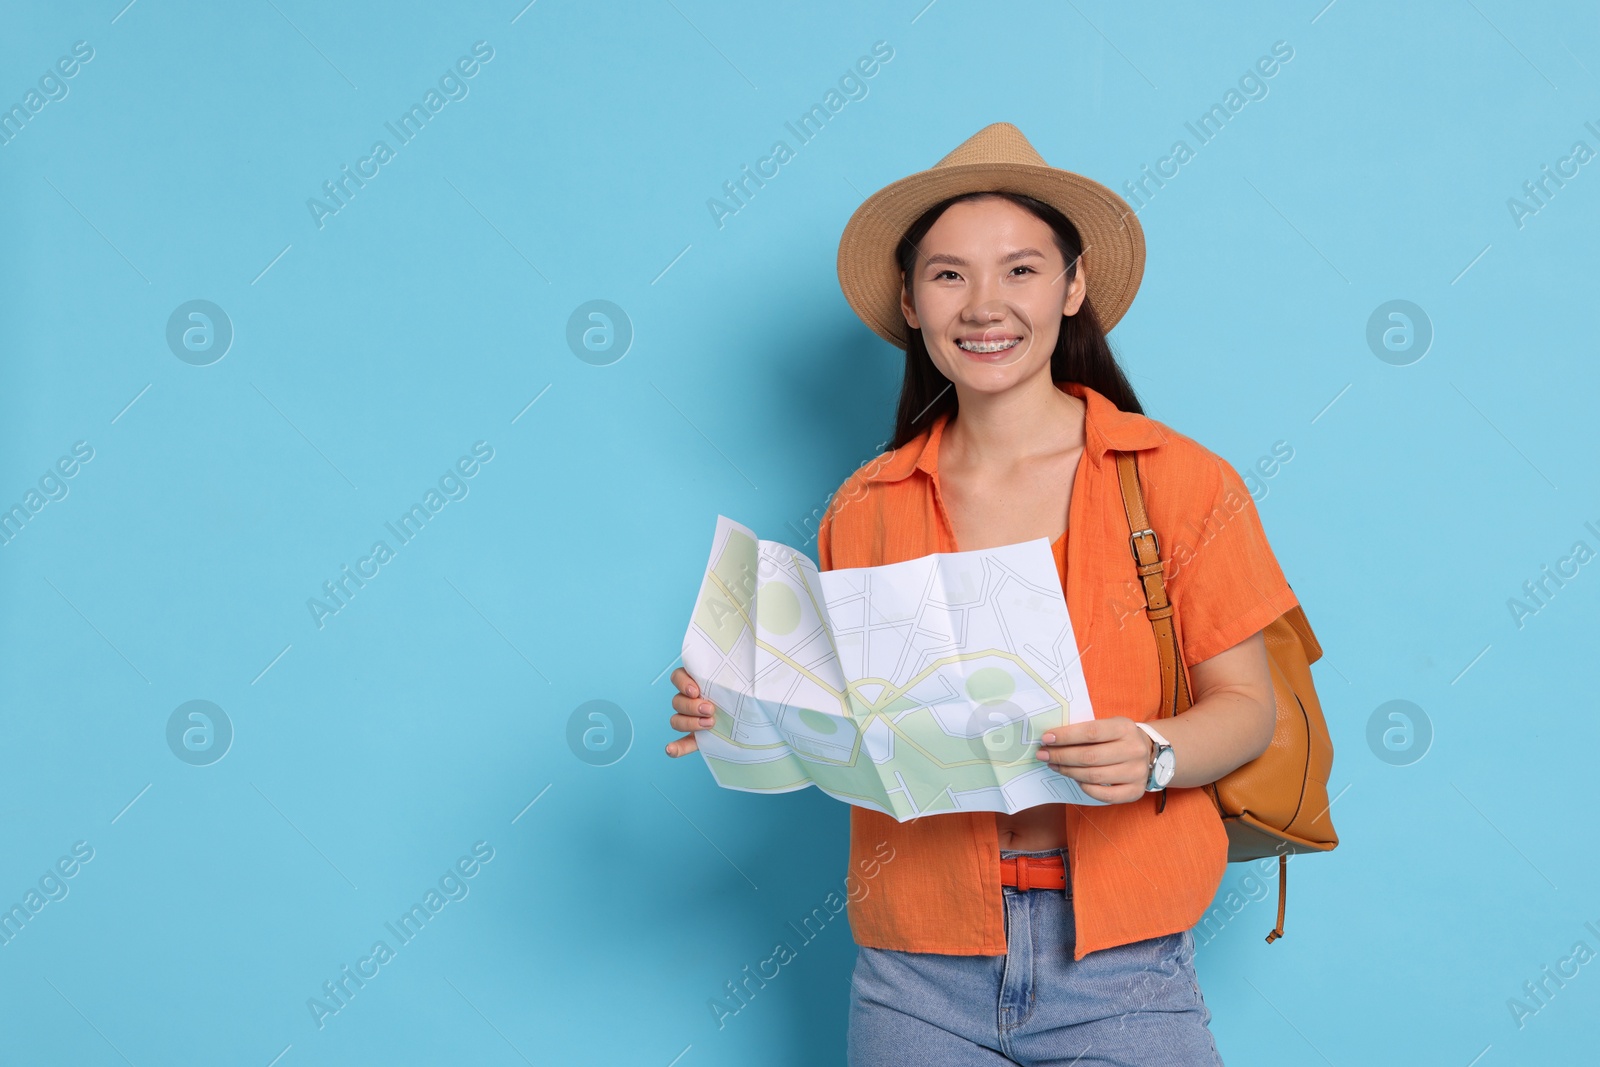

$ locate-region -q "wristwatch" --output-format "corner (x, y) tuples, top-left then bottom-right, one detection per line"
(1133, 720), (1176, 792)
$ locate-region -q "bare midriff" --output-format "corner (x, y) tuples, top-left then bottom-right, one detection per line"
(994, 802), (1069, 852)
(993, 526), (1070, 853)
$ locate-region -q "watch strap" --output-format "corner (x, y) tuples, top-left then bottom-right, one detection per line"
(1133, 720), (1170, 749)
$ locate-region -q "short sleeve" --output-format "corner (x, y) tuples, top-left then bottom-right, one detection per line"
(815, 466), (871, 573)
(1168, 453), (1300, 668)
(815, 508), (834, 572)
(815, 474), (856, 573)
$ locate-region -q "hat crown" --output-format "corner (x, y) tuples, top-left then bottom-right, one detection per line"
(835, 122), (1145, 348)
(933, 122), (1048, 170)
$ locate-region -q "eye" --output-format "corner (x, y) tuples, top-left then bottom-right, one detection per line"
(1010, 265), (1037, 276)
(933, 269), (961, 281)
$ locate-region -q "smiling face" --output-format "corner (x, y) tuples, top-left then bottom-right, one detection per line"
(899, 194), (1088, 392)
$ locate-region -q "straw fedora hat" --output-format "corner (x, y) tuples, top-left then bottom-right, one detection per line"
(836, 122), (1145, 349)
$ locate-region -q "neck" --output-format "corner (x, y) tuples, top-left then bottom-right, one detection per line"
(943, 373), (1085, 471)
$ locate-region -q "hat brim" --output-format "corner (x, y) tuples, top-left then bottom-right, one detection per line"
(836, 161), (1145, 349)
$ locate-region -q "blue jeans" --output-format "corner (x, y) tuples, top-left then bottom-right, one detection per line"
(846, 847), (1224, 1066)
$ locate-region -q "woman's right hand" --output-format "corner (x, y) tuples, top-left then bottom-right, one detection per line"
(665, 667), (717, 758)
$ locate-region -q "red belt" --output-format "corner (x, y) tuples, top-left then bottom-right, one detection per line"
(999, 853), (1066, 891)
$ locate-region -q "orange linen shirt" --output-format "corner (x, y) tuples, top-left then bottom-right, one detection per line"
(815, 379), (1300, 960)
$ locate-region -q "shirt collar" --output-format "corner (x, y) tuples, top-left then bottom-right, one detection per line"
(862, 380), (1169, 484)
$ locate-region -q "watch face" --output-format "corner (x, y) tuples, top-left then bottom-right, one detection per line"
(1153, 749), (1176, 787)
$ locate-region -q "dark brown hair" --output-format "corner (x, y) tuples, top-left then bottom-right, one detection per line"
(886, 190), (1143, 450)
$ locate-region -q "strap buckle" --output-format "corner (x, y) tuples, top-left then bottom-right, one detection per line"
(1129, 527), (1159, 560)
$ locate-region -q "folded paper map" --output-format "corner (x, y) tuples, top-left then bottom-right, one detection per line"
(681, 515), (1105, 822)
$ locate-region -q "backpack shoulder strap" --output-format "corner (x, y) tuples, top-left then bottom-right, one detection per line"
(1112, 451), (1195, 816)
(1112, 451), (1192, 720)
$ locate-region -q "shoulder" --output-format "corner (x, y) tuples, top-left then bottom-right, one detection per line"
(814, 439), (923, 571)
(1117, 415), (1290, 602)
(818, 449), (895, 536)
(1077, 383), (1233, 496)
(1117, 415), (1251, 526)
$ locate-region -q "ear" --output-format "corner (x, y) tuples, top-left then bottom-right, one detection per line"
(1062, 258), (1088, 317)
(899, 271), (920, 331)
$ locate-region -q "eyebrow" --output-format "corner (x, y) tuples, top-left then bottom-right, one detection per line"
(922, 248), (1049, 269)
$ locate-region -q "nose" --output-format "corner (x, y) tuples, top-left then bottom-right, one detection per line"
(963, 272), (1006, 323)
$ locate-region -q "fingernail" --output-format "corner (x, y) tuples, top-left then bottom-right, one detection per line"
(1035, 750), (1048, 760)
(699, 702), (712, 714)
(1041, 734), (1054, 744)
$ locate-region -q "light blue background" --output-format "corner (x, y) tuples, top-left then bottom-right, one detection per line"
(2, 1), (1596, 1063)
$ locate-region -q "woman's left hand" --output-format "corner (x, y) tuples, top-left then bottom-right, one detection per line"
(1035, 718), (1154, 804)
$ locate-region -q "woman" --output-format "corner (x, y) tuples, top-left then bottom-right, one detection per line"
(665, 123), (1299, 1066)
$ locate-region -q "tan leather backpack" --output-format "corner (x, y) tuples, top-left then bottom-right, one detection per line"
(1114, 452), (1339, 943)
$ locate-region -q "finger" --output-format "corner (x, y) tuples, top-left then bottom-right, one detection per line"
(669, 694), (716, 726)
(665, 732), (700, 758)
(1044, 760), (1143, 788)
(671, 692), (717, 720)
(1042, 719), (1135, 746)
(1077, 780), (1141, 804)
(671, 667), (699, 699)
(1036, 739), (1138, 769)
(671, 708), (716, 735)
(1041, 721), (1105, 746)
(1078, 781), (1112, 802)
(1035, 741), (1114, 768)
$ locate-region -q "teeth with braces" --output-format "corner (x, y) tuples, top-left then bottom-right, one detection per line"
(957, 338), (1021, 353)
